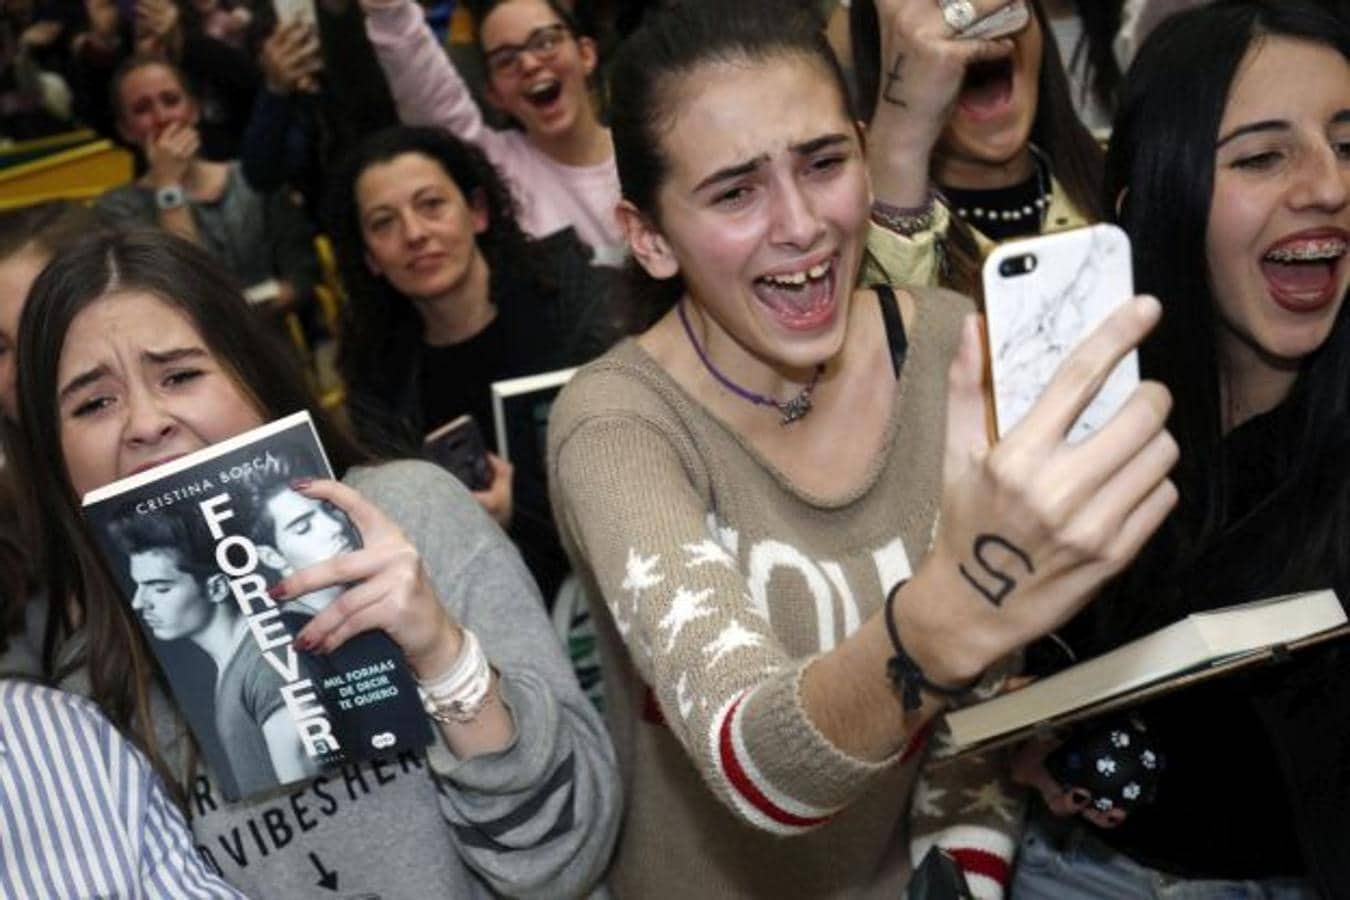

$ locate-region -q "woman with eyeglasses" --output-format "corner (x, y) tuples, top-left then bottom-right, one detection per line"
(360, 0), (624, 264)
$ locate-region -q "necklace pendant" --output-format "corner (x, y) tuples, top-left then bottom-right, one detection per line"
(778, 393), (813, 425)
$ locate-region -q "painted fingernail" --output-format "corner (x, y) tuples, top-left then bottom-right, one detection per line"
(1069, 789), (1091, 807)
(268, 582), (288, 601)
(294, 633), (312, 651)
(290, 477), (313, 491)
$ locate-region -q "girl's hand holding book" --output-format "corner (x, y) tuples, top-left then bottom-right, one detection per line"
(277, 478), (465, 681)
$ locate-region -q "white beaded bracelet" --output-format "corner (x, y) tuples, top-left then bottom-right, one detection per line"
(418, 628), (493, 724)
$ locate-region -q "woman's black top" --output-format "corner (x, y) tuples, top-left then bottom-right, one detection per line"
(1063, 403), (1350, 890)
(345, 230), (624, 604)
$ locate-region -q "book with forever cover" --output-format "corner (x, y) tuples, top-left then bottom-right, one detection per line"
(944, 589), (1347, 753)
(82, 411), (431, 800)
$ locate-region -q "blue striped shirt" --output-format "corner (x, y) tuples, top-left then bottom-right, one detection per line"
(0, 680), (244, 899)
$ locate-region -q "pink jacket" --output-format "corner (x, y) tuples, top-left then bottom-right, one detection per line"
(363, 0), (625, 264)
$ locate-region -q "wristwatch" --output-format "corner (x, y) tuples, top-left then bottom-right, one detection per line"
(154, 184), (186, 211)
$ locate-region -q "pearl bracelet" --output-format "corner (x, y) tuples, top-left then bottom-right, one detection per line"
(418, 628), (493, 724)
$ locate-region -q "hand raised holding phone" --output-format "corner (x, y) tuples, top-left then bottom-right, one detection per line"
(861, 0), (1027, 208)
(896, 295), (1178, 688)
(262, 17), (323, 95)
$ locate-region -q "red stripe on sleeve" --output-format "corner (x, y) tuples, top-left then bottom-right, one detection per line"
(717, 694), (833, 830)
(947, 847), (1012, 886)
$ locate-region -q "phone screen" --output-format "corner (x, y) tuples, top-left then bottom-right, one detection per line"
(423, 416), (493, 491)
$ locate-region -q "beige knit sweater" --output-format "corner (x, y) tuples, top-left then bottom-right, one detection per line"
(549, 286), (1021, 898)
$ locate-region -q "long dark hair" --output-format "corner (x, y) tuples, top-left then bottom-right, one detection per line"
(326, 126), (533, 415)
(13, 228), (368, 802)
(1102, 0), (1350, 636)
(0, 202), (111, 648)
(1067, 0), (1124, 122)
(607, 0), (846, 319)
(849, 0), (1106, 224)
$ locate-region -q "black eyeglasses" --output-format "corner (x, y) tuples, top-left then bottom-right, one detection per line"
(484, 24), (571, 77)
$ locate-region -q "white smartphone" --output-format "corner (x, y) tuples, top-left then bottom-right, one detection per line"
(958, 1), (1030, 41)
(273, 0), (317, 27)
(982, 223), (1140, 442)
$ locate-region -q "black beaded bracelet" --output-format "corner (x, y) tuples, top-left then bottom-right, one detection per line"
(884, 580), (979, 712)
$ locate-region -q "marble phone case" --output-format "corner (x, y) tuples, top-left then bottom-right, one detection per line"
(982, 224), (1139, 442)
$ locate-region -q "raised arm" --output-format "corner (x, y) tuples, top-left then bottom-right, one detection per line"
(853, 0), (1014, 284)
(858, 0), (1014, 208)
(360, 0), (505, 157)
(551, 295), (1176, 834)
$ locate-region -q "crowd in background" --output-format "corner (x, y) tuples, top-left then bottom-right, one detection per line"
(1, 0), (1349, 897)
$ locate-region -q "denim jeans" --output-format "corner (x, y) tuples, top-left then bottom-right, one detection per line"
(1011, 816), (1320, 899)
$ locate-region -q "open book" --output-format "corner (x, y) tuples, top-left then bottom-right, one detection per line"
(944, 589), (1347, 753)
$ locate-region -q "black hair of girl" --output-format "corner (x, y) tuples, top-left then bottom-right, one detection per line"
(1067, 0), (1124, 122)
(12, 227), (369, 804)
(325, 125), (539, 432)
(1102, 0), (1350, 637)
(849, 0), (1106, 226)
(0, 201), (111, 646)
(607, 0), (845, 319)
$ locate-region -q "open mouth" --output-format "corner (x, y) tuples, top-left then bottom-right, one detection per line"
(1261, 233), (1347, 312)
(751, 256), (838, 331)
(523, 79), (563, 109)
(958, 57), (1014, 119)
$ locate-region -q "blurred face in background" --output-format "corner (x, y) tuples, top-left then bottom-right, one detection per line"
(115, 62), (199, 146)
(935, 12), (1043, 179)
(356, 152), (490, 303)
(0, 244), (47, 421)
(480, 0), (598, 143)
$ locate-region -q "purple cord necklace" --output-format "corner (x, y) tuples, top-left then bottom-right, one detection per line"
(677, 300), (824, 426)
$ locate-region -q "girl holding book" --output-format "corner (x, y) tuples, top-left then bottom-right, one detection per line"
(546, 0), (1176, 894)
(8, 228), (620, 898)
(1012, 2), (1350, 895)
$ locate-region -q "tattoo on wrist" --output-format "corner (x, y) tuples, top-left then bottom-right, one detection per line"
(882, 52), (908, 108)
(958, 534), (1034, 606)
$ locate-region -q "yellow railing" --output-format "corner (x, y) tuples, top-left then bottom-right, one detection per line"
(0, 137), (133, 209)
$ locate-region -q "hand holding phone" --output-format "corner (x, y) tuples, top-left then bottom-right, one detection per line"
(982, 224), (1141, 442)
